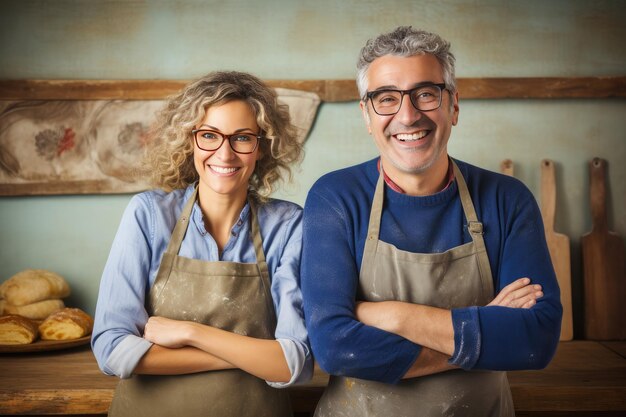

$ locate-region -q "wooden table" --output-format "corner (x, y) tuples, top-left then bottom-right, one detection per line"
(1, 341), (625, 416)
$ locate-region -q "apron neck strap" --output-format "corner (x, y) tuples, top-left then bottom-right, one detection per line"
(164, 186), (267, 264)
(164, 185), (198, 256)
(451, 160), (482, 235)
(450, 160), (494, 298)
(248, 197), (267, 265)
(367, 168), (386, 242)
(368, 159), (485, 242)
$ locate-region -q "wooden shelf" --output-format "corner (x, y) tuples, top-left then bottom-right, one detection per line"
(0, 341), (624, 416)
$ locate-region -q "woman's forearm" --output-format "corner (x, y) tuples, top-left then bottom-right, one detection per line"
(142, 316), (292, 382)
(185, 323), (291, 383)
(134, 344), (235, 375)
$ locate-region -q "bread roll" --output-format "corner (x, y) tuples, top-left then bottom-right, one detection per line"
(39, 307), (93, 340)
(3, 299), (65, 320)
(0, 269), (70, 306)
(0, 314), (39, 345)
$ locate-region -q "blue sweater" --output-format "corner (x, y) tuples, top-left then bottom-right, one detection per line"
(301, 157), (562, 384)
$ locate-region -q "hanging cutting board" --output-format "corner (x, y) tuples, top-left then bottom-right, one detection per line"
(582, 158), (626, 340)
(500, 159), (514, 176)
(540, 159), (573, 341)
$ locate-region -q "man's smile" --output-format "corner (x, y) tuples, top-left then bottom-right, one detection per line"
(393, 130), (430, 142)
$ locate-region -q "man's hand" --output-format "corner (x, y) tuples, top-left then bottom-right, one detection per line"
(488, 277), (543, 308)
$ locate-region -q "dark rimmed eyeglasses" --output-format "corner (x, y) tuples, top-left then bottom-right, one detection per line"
(191, 129), (263, 154)
(365, 83), (447, 116)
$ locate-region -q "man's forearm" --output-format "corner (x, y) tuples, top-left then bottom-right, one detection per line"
(403, 347), (458, 379)
(356, 301), (455, 355)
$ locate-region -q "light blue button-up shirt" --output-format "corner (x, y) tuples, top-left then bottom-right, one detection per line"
(92, 185), (312, 387)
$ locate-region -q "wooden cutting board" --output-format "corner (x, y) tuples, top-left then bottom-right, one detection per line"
(582, 158), (626, 340)
(500, 159), (514, 176)
(541, 159), (573, 340)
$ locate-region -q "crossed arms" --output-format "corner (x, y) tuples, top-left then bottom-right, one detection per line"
(355, 278), (543, 378)
(136, 319), (291, 382)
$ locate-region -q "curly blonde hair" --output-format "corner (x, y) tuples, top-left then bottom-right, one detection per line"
(145, 71), (302, 200)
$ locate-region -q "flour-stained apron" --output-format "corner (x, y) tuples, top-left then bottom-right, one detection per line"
(109, 187), (292, 417)
(314, 161), (515, 417)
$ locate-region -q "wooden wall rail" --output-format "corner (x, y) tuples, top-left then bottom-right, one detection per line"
(0, 77), (625, 102)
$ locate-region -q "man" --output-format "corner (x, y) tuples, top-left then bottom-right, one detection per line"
(301, 26), (562, 417)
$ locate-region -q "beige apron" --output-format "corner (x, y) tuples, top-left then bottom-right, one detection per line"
(314, 161), (515, 417)
(109, 187), (292, 417)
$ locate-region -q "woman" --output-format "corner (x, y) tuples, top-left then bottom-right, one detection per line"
(92, 71), (312, 417)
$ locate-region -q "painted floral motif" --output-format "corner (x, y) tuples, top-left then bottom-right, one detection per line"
(117, 122), (149, 154)
(35, 127), (76, 160)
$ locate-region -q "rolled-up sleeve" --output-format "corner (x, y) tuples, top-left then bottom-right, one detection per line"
(105, 335), (153, 378)
(267, 206), (313, 387)
(91, 194), (154, 378)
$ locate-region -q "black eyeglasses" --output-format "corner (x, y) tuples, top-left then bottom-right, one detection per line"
(365, 83), (447, 116)
(192, 129), (263, 154)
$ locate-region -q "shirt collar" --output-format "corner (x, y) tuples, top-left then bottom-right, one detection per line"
(377, 157), (455, 194)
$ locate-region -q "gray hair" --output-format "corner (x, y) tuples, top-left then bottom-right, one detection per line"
(356, 26), (457, 99)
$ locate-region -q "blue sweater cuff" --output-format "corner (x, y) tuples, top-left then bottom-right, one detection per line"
(449, 307), (481, 369)
(384, 343), (422, 384)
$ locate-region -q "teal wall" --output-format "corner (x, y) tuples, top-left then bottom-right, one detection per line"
(1, 0), (625, 338)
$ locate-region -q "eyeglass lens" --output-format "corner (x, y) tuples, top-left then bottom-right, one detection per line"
(194, 130), (258, 154)
(370, 85), (443, 115)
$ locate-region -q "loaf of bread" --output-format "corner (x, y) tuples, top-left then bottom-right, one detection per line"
(39, 308), (93, 340)
(0, 269), (70, 306)
(0, 314), (39, 345)
(3, 299), (65, 320)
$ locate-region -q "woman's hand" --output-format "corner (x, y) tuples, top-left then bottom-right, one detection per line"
(143, 316), (194, 348)
(488, 277), (543, 308)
